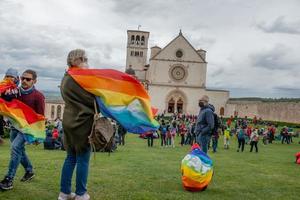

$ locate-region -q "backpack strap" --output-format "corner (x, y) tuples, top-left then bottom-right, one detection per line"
(89, 99), (99, 158)
(94, 99), (99, 114)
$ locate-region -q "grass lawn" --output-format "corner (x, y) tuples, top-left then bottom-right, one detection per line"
(0, 135), (300, 200)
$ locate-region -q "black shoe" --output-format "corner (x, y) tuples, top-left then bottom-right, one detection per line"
(0, 177), (13, 190)
(21, 172), (35, 182)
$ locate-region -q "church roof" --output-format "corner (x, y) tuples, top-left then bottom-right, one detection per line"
(150, 31), (206, 63)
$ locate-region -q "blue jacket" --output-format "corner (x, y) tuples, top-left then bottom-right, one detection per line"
(195, 105), (215, 136)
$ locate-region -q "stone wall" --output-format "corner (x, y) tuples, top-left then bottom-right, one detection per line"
(225, 100), (300, 123)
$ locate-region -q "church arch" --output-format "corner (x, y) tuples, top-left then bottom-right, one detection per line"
(167, 98), (175, 113)
(136, 35), (140, 45)
(57, 105), (62, 119)
(51, 105), (55, 120)
(165, 90), (187, 113)
(131, 35), (135, 44)
(220, 107), (224, 116)
(141, 36), (145, 45)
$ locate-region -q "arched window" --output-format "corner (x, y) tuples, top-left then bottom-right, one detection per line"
(141, 36), (145, 45)
(57, 105), (62, 119)
(177, 98), (183, 113)
(51, 105), (55, 119)
(131, 35), (135, 44)
(168, 98), (175, 113)
(130, 51), (134, 56)
(135, 51), (139, 56)
(140, 51), (143, 57)
(220, 107), (224, 116)
(136, 35), (140, 45)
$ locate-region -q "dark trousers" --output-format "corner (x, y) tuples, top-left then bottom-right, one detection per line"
(237, 138), (245, 152)
(180, 134), (185, 146)
(160, 134), (166, 146)
(147, 135), (153, 147)
(212, 137), (218, 152)
(185, 134), (192, 145)
(0, 116), (4, 136)
(250, 141), (258, 152)
(281, 135), (289, 144)
(119, 134), (125, 145)
(197, 134), (210, 154)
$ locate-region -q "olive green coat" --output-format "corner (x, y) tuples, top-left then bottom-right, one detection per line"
(60, 73), (95, 153)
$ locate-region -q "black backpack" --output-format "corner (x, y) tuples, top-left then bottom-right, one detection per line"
(212, 113), (220, 134)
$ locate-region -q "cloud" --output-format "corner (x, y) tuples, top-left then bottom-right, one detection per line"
(249, 44), (299, 70)
(256, 16), (300, 35)
(0, 0), (300, 98)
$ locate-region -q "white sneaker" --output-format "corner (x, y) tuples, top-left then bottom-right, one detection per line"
(75, 193), (90, 200)
(58, 192), (76, 200)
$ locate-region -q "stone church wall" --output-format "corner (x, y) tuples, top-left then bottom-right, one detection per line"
(225, 100), (300, 123)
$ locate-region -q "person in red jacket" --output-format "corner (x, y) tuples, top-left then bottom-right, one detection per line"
(52, 128), (59, 140)
(0, 69), (45, 191)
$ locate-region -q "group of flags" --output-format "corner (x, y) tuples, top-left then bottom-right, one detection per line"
(0, 68), (159, 143)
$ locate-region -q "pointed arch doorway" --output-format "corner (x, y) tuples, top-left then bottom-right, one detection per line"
(168, 98), (175, 113)
(166, 90), (187, 114)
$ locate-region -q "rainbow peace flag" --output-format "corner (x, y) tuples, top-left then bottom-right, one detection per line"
(181, 144), (213, 191)
(0, 78), (16, 93)
(68, 68), (159, 134)
(0, 82), (45, 143)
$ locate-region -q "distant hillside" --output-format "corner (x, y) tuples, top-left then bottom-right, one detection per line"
(229, 97), (300, 102)
(42, 91), (62, 100)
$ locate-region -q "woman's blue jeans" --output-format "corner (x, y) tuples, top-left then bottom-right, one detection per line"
(60, 149), (91, 195)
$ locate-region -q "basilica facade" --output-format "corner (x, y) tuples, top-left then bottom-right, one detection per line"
(125, 29), (229, 115)
(44, 30), (300, 123)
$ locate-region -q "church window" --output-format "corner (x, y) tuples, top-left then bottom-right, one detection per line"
(168, 98), (175, 113)
(51, 105), (55, 119)
(141, 36), (145, 45)
(136, 35), (140, 45)
(177, 99), (183, 113)
(176, 50), (183, 58)
(130, 51), (134, 56)
(135, 51), (139, 56)
(131, 35), (135, 44)
(140, 51), (143, 57)
(220, 107), (225, 116)
(170, 66), (186, 81)
(57, 105), (62, 119)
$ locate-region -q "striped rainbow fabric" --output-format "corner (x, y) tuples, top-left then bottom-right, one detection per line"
(68, 68), (159, 134)
(181, 144), (213, 191)
(0, 80), (45, 143)
(0, 78), (16, 93)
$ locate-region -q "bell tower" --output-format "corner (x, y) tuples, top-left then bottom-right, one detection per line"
(125, 29), (149, 81)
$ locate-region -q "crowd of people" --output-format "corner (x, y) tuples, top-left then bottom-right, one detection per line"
(0, 49), (299, 200)
(146, 107), (299, 155)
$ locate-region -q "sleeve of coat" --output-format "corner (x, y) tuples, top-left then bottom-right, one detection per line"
(201, 111), (215, 135)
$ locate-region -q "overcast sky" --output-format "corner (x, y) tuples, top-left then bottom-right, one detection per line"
(0, 0), (299, 98)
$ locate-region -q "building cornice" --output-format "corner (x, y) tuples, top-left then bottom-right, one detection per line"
(150, 58), (207, 64)
(127, 46), (148, 50)
(206, 89), (230, 93)
(149, 82), (205, 89)
(127, 30), (150, 34)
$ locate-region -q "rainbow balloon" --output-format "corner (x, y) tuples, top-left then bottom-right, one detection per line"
(0, 92), (45, 143)
(68, 68), (159, 134)
(181, 144), (213, 191)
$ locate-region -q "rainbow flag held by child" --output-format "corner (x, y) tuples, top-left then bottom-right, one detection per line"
(68, 68), (159, 134)
(0, 78), (16, 93)
(181, 144), (213, 191)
